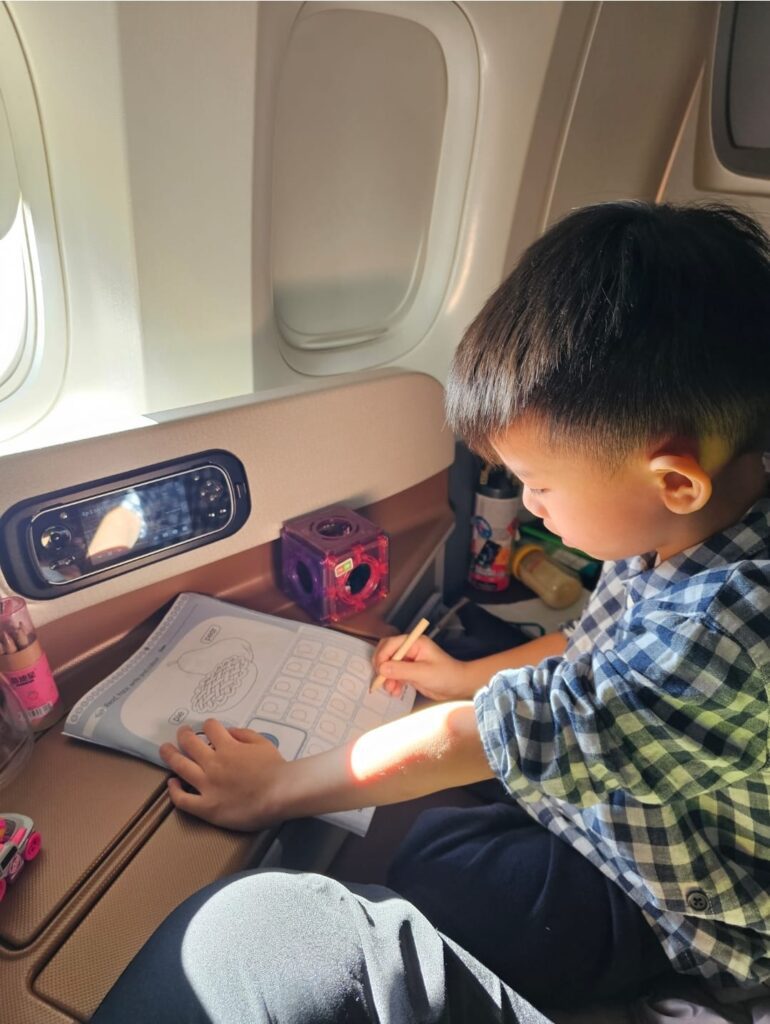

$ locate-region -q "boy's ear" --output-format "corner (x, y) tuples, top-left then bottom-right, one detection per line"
(648, 453), (712, 514)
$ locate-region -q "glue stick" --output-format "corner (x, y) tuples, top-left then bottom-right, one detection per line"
(0, 597), (60, 731)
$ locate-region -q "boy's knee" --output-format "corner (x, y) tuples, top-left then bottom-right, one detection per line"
(178, 870), (447, 1024)
(176, 871), (377, 1022)
(96, 869), (454, 1023)
(181, 869), (358, 953)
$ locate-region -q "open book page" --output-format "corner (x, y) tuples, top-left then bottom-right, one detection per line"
(63, 592), (415, 835)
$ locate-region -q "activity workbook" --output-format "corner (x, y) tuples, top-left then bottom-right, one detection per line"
(64, 592), (415, 835)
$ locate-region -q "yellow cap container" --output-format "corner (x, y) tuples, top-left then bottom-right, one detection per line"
(511, 544), (583, 609)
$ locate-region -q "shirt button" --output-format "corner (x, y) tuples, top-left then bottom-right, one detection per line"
(686, 889), (710, 913)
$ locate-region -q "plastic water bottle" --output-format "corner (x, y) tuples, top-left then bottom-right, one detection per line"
(468, 466), (520, 591)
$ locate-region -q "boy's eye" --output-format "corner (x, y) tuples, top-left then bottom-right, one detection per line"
(527, 487), (548, 496)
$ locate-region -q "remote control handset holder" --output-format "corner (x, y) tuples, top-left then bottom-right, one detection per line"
(280, 506), (389, 624)
(0, 450), (250, 599)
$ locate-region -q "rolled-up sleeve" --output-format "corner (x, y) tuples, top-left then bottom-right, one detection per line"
(474, 611), (769, 807)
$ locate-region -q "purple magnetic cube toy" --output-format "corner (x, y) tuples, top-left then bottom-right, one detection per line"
(280, 506), (389, 623)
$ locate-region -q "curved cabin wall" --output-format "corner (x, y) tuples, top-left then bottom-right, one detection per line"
(0, 372), (453, 635)
(3, 1), (567, 448)
(2, 2), (733, 456)
(503, 2), (717, 267)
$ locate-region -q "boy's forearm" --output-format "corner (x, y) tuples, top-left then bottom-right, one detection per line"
(463, 630), (568, 691)
(273, 702), (494, 821)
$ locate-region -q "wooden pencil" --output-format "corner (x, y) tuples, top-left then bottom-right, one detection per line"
(369, 617), (430, 693)
(11, 623), (31, 649)
(1, 629), (18, 655)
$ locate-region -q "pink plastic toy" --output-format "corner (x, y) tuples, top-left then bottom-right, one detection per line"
(0, 813), (41, 902)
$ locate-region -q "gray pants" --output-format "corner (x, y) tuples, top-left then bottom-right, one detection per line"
(90, 869), (550, 1023)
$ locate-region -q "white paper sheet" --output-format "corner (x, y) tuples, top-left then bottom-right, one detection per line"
(64, 593), (415, 835)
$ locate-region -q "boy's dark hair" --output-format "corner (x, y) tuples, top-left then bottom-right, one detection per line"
(447, 202), (770, 464)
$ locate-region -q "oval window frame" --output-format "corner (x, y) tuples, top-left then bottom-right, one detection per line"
(0, 4), (67, 442)
(273, 0), (479, 376)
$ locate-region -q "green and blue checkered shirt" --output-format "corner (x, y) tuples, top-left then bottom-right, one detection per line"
(475, 488), (770, 993)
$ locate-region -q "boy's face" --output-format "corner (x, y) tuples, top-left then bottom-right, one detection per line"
(493, 418), (674, 561)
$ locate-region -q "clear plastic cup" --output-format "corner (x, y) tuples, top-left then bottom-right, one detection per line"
(0, 596), (36, 652)
(0, 678), (33, 790)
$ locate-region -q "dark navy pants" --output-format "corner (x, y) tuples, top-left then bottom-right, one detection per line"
(91, 795), (672, 1022)
(387, 794), (672, 1008)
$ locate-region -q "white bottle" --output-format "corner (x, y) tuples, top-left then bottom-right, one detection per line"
(468, 467), (521, 592)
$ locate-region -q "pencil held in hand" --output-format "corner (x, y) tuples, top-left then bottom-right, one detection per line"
(369, 618), (430, 693)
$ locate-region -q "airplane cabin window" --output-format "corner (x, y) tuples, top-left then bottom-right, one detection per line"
(272, 1), (478, 375)
(0, 6), (67, 445)
(711, 0), (770, 179)
(0, 107), (32, 392)
(0, 2), (482, 453)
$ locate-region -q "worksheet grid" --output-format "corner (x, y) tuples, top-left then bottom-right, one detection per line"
(254, 633), (392, 756)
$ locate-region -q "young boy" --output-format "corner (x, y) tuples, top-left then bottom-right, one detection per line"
(93, 202), (770, 1023)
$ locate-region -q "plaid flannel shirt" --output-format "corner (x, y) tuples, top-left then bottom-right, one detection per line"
(474, 487), (770, 993)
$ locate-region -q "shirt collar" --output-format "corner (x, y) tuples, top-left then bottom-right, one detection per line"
(616, 483), (770, 601)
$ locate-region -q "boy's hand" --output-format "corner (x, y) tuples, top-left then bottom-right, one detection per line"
(160, 720), (287, 831)
(162, 703), (493, 831)
(373, 634), (473, 701)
